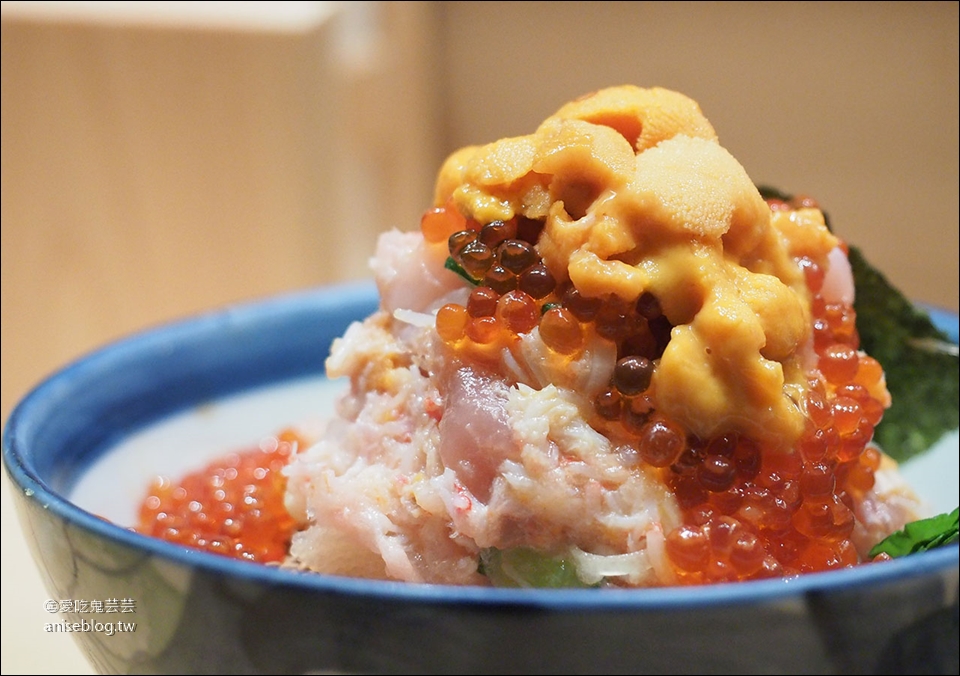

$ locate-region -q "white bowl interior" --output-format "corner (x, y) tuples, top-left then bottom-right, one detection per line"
(71, 374), (343, 526)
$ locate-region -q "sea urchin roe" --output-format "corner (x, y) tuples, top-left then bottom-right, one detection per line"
(136, 430), (305, 563)
(432, 85), (845, 448)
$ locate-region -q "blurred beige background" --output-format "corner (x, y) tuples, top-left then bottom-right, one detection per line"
(2, 2), (957, 674)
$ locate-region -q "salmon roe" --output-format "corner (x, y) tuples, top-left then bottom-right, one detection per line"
(135, 429), (306, 563)
(661, 199), (888, 584)
(427, 203), (675, 369)
(420, 197), (467, 244)
(427, 198), (889, 584)
(426, 199), (888, 584)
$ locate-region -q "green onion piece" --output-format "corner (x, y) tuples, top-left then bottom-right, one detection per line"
(479, 547), (590, 588)
(541, 302), (561, 315)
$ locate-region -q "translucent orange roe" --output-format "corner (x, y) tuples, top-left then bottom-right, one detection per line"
(426, 199), (889, 585)
(420, 197), (468, 244)
(136, 429), (306, 563)
(662, 237), (888, 584)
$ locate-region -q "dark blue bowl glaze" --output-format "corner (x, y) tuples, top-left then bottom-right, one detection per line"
(3, 280), (958, 675)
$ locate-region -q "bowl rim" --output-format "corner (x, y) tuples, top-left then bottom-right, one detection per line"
(3, 280), (958, 611)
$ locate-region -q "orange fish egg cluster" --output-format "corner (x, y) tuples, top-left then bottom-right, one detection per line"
(663, 199), (887, 583)
(427, 201), (674, 368)
(136, 430), (306, 563)
(426, 193), (890, 584)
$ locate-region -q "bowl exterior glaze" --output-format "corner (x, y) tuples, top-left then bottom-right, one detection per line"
(4, 281), (959, 675)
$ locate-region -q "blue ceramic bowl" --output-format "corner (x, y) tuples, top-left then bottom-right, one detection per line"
(3, 280), (958, 675)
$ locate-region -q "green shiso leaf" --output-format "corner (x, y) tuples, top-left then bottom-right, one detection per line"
(847, 245), (959, 463)
(869, 508), (960, 558)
